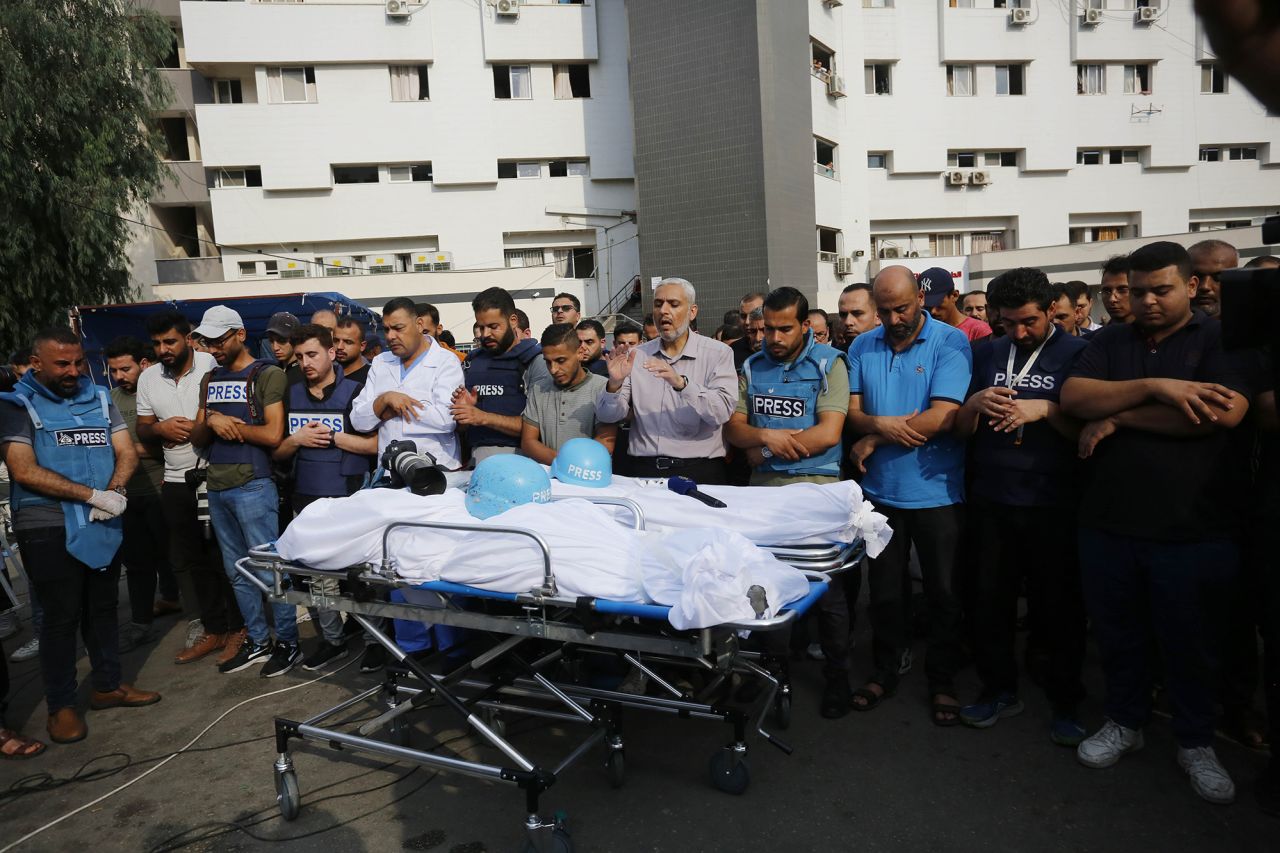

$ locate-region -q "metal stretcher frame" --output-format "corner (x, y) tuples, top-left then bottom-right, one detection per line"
(235, 496), (859, 852)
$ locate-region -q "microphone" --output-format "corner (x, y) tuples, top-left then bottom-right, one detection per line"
(667, 476), (727, 508)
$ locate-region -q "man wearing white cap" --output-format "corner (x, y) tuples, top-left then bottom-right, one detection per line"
(188, 306), (300, 678)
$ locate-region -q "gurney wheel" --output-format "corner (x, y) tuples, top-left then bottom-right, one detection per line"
(276, 770), (301, 821)
(605, 749), (626, 789)
(708, 748), (751, 795)
(521, 827), (574, 853)
(773, 693), (792, 730)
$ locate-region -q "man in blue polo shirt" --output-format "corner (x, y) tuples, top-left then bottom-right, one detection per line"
(954, 267), (1089, 744)
(1062, 241), (1251, 805)
(846, 265), (971, 726)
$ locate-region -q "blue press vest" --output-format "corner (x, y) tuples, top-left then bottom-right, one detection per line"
(0, 372), (123, 569)
(286, 367), (369, 497)
(206, 359), (272, 480)
(463, 339), (541, 449)
(742, 334), (848, 478)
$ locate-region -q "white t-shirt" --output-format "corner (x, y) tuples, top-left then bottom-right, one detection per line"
(136, 351), (216, 483)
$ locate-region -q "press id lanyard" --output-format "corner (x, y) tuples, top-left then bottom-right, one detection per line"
(1004, 326), (1054, 445)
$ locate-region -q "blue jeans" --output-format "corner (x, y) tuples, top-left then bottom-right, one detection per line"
(1079, 528), (1237, 748)
(208, 478), (297, 646)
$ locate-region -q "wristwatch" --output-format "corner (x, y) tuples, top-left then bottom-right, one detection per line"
(676, 375), (689, 392)
(111, 485), (127, 496)
(760, 447), (774, 459)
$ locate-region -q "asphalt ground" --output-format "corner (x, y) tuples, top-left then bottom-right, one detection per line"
(0, 574), (1277, 853)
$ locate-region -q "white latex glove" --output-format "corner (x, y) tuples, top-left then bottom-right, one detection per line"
(87, 489), (127, 520)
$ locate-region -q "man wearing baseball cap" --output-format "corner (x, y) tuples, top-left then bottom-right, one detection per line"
(920, 267), (992, 344)
(266, 312), (303, 386)
(188, 306), (300, 678)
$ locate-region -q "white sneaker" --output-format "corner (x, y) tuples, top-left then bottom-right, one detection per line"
(9, 636), (39, 662)
(1177, 746), (1236, 804)
(1077, 719), (1144, 768)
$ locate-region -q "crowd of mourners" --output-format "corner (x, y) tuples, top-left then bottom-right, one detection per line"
(0, 238), (1277, 818)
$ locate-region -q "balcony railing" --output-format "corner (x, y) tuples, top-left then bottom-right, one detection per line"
(156, 256), (223, 284)
(814, 163), (837, 179)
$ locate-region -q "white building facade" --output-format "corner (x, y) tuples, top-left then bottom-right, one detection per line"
(136, 0), (1278, 328)
(809, 0), (1279, 305)
(149, 0), (639, 334)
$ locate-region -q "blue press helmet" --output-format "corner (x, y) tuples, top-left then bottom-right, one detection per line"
(465, 454), (553, 520)
(549, 438), (612, 489)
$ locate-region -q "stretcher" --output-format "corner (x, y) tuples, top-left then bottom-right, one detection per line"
(235, 496), (864, 852)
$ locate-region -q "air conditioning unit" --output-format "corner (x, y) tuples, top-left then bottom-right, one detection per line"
(824, 0), (843, 7)
(279, 260), (307, 279)
(835, 256), (853, 276)
(1083, 8), (1103, 24)
(412, 251), (453, 272)
(879, 247), (901, 259)
(495, 0), (519, 18)
(385, 0), (410, 17)
(907, 251), (920, 258)
(970, 170), (992, 186)
(368, 255), (396, 274)
(947, 170), (967, 186)
(1137, 5), (1159, 22)
(826, 74), (846, 98)
(323, 256), (354, 276)
(1010, 7), (1032, 24)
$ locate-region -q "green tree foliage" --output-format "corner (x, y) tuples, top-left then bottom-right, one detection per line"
(0, 0), (172, 349)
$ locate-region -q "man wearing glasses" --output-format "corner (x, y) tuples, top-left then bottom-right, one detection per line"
(188, 307), (298, 678)
(550, 293), (581, 327)
(1188, 239), (1239, 319)
(1098, 256), (1133, 327)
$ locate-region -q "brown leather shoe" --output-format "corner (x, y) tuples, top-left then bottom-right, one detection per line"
(89, 684), (162, 710)
(216, 628), (248, 666)
(47, 708), (87, 744)
(175, 632), (227, 665)
(153, 598), (182, 617)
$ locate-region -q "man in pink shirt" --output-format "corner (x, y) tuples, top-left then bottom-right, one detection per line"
(920, 266), (992, 343)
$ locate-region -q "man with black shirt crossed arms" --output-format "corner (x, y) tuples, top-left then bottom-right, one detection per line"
(1061, 241), (1250, 804)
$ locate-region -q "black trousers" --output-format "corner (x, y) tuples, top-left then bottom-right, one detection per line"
(1257, 520), (1280, 767)
(626, 456), (727, 485)
(867, 504), (964, 694)
(161, 481), (243, 635)
(120, 493), (177, 625)
(15, 526), (122, 712)
(971, 499), (1086, 709)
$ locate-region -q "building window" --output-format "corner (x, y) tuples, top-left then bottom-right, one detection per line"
(1190, 220), (1252, 232)
(1199, 146), (1221, 162)
(553, 64), (590, 98)
(262, 261), (278, 277)
(548, 159), (589, 177)
(950, 0), (975, 7)
(1231, 146), (1259, 160)
(1202, 146), (1259, 161)
(1076, 150), (1102, 165)
(333, 165), (379, 184)
(812, 41), (835, 80)
(238, 261), (256, 278)
(948, 151), (977, 168)
(505, 248), (545, 268)
(390, 65), (429, 101)
(213, 79), (243, 104)
(867, 152), (887, 169)
(1123, 64), (1152, 95)
(864, 63), (891, 95)
(267, 66), (317, 104)
(946, 64), (973, 97)
(215, 167), (262, 188)
(863, 0), (893, 6)
(817, 227), (840, 262)
(1077, 64), (1105, 95)
(158, 117), (190, 161)
(498, 161), (541, 179)
(388, 163), (433, 182)
(554, 248), (595, 279)
(1078, 148), (1140, 165)
(983, 151), (1018, 167)
(1070, 225), (1126, 243)
(1201, 63), (1227, 94)
(970, 232), (1005, 253)
(1110, 149), (1140, 164)
(814, 138), (837, 178)
(995, 64), (1025, 96)
(931, 233), (964, 256)
(493, 64), (532, 99)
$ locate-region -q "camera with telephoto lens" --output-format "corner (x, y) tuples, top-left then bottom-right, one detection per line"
(381, 440), (447, 496)
(185, 467), (212, 539)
